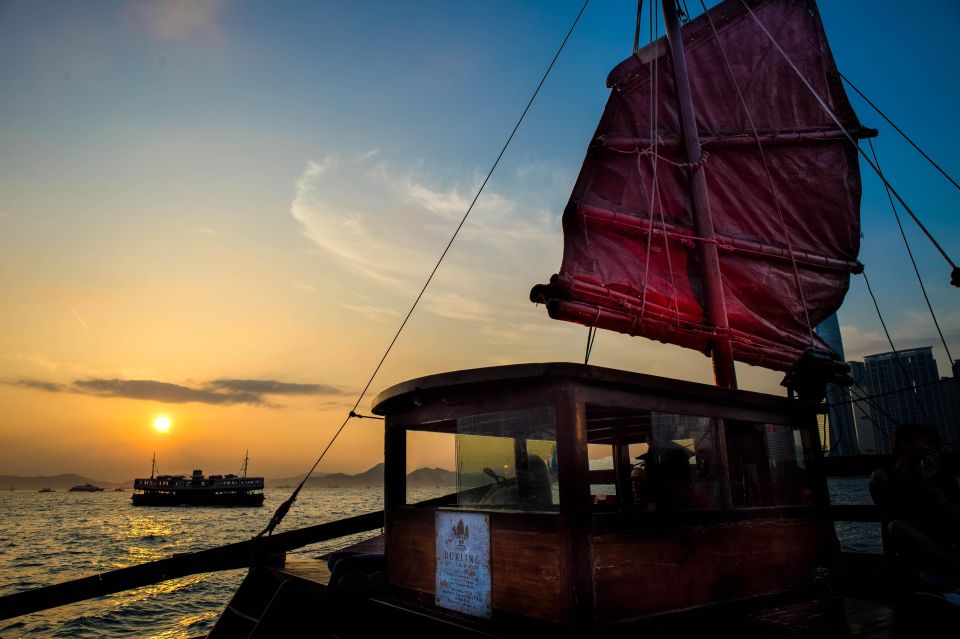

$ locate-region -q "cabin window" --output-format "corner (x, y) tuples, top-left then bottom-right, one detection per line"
(725, 421), (814, 507)
(402, 406), (559, 511)
(585, 405), (721, 512)
(588, 443), (616, 505)
(405, 429), (457, 504)
(455, 406), (559, 511)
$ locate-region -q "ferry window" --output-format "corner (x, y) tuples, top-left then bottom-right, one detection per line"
(454, 407), (558, 511)
(726, 421), (814, 507)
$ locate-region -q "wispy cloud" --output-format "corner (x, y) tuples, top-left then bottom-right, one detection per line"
(13, 380), (69, 393)
(841, 309), (960, 361)
(290, 157), (426, 288)
(6, 376), (343, 407)
(422, 291), (495, 322)
(70, 308), (88, 330)
(207, 379), (342, 396)
(139, 0), (227, 41)
(74, 379), (262, 405)
(288, 153), (563, 313)
(340, 303), (401, 322)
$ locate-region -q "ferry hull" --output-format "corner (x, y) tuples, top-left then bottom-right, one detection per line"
(131, 492), (264, 507)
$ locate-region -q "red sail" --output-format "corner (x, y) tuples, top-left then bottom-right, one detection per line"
(531, 0), (871, 372)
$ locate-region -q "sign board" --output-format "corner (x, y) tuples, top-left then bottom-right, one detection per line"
(435, 511), (491, 618)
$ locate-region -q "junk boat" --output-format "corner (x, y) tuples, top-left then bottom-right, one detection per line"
(132, 453), (265, 507)
(1, 0), (958, 636)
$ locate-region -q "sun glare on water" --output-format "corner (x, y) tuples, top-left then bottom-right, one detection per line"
(153, 416), (171, 433)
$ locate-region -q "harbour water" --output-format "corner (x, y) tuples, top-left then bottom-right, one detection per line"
(0, 480), (878, 638)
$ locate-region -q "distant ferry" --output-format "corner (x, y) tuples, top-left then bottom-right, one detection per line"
(68, 484), (103, 492)
(132, 452), (264, 507)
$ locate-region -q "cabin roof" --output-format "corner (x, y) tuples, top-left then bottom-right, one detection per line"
(371, 362), (818, 417)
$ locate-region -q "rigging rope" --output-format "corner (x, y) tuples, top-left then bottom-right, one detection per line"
(860, 268), (931, 424)
(829, 375), (952, 408)
(700, 0), (815, 345)
(740, 0), (959, 287)
(867, 138), (954, 364)
(637, 0), (660, 328)
(257, 0), (592, 538)
(840, 74), (960, 194)
(584, 325), (597, 364)
(634, 1), (644, 53)
(761, 2), (960, 198)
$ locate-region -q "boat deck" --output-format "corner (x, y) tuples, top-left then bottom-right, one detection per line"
(207, 548), (958, 638)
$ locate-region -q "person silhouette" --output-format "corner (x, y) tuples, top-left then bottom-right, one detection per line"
(869, 423), (960, 592)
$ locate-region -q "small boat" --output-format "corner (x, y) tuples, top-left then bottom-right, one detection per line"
(37, 488), (54, 493)
(113, 487), (124, 492)
(131, 452), (264, 507)
(67, 484), (103, 493)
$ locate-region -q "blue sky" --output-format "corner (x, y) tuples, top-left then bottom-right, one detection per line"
(0, 0), (957, 477)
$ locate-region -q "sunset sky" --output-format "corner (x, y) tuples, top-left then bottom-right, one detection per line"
(1, 0), (958, 481)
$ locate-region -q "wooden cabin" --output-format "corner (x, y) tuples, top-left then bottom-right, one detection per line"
(373, 363), (837, 628)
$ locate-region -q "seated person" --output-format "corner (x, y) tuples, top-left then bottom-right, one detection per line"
(870, 423), (960, 590)
(479, 453), (552, 508)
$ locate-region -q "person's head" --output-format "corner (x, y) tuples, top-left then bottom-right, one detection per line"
(891, 423), (941, 462)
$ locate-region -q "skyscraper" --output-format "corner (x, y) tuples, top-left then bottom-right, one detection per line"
(814, 313), (858, 455)
(852, 347), (958, 453)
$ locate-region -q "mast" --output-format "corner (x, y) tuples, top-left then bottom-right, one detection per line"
(150, 452), (157, 479)
(661, 0), (737, 389)
(241, 450), (249, 479)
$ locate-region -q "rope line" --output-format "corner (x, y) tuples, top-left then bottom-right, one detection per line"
(860, 268), (931, 423)
(762, 1), (960, 196)
(841, 74), (960, 193)
(867, 139), (954, 363)
(258, 0), (592, 537)
(634, 0), (644, 53)
(829, 375), (953, 408)
(638, 0), (660, 327)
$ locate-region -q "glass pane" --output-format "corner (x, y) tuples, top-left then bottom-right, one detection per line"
(455, 407), (558, 511)
(405, 430), (457, 504)
(727, 421), (814, 507)
(644, 412), (721, 512)
(588, 443), (617, 506)
(584, 405), (720, 511)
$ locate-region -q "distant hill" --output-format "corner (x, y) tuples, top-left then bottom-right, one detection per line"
(2, 465), (459, 491)
(266, 464), (456, 488)
(0, 474), (124, 491)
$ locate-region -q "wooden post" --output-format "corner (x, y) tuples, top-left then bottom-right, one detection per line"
(554, 383), (593, 626)
(662, 0), (738, 389)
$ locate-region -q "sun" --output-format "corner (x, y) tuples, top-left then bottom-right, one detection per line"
(153, 416), (172, 433)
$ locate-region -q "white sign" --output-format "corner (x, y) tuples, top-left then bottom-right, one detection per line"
(435, 511), (491, 618)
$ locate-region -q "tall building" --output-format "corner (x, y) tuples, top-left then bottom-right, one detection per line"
(814, 313), (858, 455)
(848, 360), (881, 454)
(851, 347), (958, 453)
